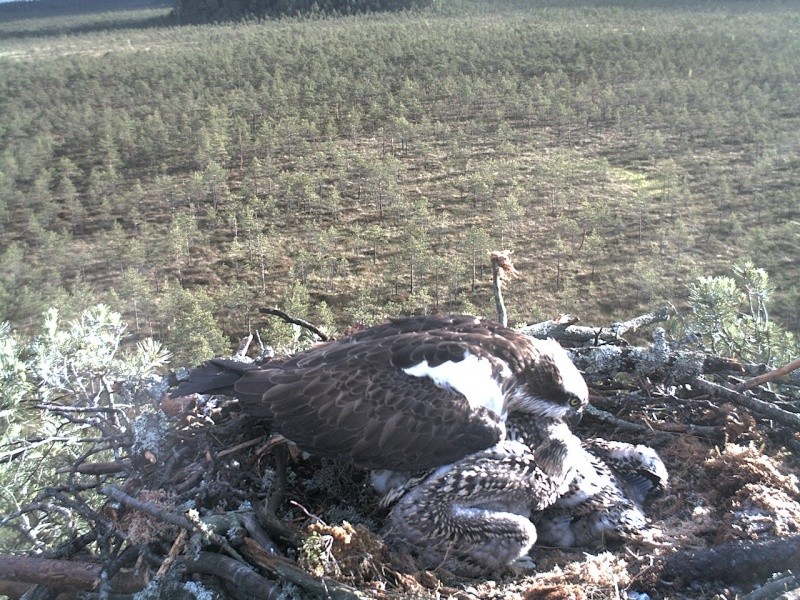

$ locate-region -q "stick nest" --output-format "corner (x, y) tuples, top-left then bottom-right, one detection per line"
(5, 348), (800, 600)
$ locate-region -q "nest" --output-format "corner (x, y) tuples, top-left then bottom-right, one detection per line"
(3, 351), (800, 600)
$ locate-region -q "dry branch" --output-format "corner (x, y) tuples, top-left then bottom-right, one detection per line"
(56, 459), (131, 475)
(259, 307), (330, 341)
(741, 573), (800, 600)
(738, 356), (800, 391)
(692, 378), (800, 430)
(0, 555), (145, 594)
(520, 306), (673, 345)
(566, 328), (743, 383)
(241, 537), (372, 600)
(99, 485), (193, 531)
(180, 551), (282, 599)
(660, 536), (800, 586)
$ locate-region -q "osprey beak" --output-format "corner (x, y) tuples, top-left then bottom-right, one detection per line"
(565, 407), (584, 428)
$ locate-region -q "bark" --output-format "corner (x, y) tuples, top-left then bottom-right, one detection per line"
(660, 536), (800, 586)
(180, 551), (282, 600)
(0, 556), (144, 594)
(520, 306), (673, 344)
(565, 327), (743, 384)
(241, 538), (372, 600)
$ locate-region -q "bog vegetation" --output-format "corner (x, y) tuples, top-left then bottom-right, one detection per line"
(1, 0), (799, 367)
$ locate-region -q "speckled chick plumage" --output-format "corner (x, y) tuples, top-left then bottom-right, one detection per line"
(384, 440), (563, 576)
(508, 413), (668, 548)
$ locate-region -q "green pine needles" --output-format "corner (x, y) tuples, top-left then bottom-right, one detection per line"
(687, 263), (798, 367)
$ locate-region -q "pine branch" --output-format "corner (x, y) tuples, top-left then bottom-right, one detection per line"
(259, 307), (330, 341)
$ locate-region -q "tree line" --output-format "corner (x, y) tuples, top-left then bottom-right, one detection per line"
(173, 0), (435, 21)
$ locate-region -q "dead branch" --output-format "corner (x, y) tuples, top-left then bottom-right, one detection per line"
(56, 459), (132, 475)
(610, 306), (674, 337)
(259, 307), (330, 341)
(99, 485), (193, 531)
(157, 529), (188, 577)
(33, 404), (126, 414)
(180, 551), (282, 600)
(239, 512), (281, 556)
(567, 328), (744, 383)
(692, 378), (800, 430)
(741, 572), (800, 600)
(0, 438), (73, 464)
(216, 435), (267, 459)
(184, 509), (246, 563)
(520, 306), (672, 345)
(660, 536), (800, 586)
(235, 333), (254, 359)
(738, 356), (800, 391)
(241, 537), (372, 600)
(584, 405), (654, 435)
(0, 555), (145, 594)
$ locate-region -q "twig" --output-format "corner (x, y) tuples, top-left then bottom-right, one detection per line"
(0, 438), (73, 464)
(35, 404), (128, 413)
(692, 378), (800, 430)
(99, 486), (193, 531)
(288, 500), (325, 525)
(259, 307), (329, 341)
(241, 538), (371, 600)
(737, 356), (800, 391)
(216, 436), (267, 460)
(157, 530), (188, 577)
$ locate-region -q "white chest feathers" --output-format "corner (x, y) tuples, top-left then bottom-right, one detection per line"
(402, 351), (508, 417)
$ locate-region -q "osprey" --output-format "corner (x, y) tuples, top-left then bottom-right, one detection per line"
(174, 314), (589, 472)
(174, 314), (590, 574)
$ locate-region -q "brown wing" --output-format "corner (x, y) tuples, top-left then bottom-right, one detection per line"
(234, 320), (506, 471)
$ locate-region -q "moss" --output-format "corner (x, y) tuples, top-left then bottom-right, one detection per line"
(298, 521), (389, 584)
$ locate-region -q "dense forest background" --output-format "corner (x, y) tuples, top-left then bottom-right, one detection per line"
(1, 0), (799, 365)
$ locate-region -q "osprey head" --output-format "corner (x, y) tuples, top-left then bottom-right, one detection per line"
(511, 338), (588, 420)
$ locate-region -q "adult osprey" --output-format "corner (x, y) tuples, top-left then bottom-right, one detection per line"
(175, 314), (589, 472)
(174, 314), (590, 575)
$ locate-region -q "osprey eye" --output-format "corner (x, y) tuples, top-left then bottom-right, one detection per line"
(569, 396), (582, 407)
